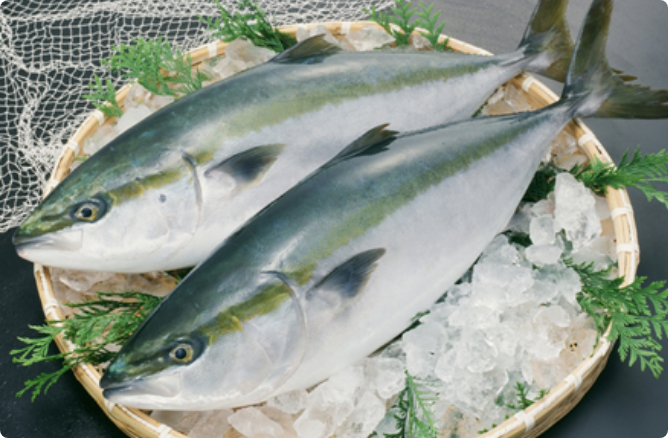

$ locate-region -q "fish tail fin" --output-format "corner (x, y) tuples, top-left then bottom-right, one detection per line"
(519, 0), (574, 82)
(562, 0), (668, 119)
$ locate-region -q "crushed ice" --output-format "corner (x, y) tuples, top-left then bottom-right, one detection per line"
(63, 34), (615, 438)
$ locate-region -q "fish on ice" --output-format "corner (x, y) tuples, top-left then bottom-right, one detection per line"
(100, 0), (668, 410)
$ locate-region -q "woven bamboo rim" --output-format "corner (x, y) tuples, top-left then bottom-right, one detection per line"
(32, 21), (639, 438)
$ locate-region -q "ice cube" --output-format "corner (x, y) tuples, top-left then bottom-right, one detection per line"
(479, 234), (522, 266)
(530, 199), (555, 217)
(83, 124), (116, 155)
(228, 407), (283, 438)
(365, 356), (406, 400)
(550, 130), (578, 158)
(402, 321), (447, 352)
(471, 262), (534, 308)
(403, 342), (437, 378)
(189, 409), (233, 438)
(116, 105), (152, 134)
(504, 85), (532, 113)
(525, 244), (562, 267)
(267, 389), (309, 414)
(146, 94), (175, 112)
(335, 391), (386, 438)
(530, 215), (556, 245)
(225, 38), (275, 66)
(554, 173), (602, 249)
(294, 415), (328, 438)
(345, 27), (395, 51)
(410, 33), (433, 50)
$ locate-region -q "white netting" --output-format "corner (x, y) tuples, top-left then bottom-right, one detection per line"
(0, 0), (393, 233)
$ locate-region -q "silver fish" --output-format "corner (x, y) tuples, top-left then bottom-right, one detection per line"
(100, 0), (668, 409)
(14, 0), (573, 272)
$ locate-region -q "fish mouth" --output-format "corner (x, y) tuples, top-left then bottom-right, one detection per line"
(101, 374), (181, 405)
(13, 229), (83, 254)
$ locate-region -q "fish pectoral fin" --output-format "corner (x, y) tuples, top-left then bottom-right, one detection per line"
(326, 124), (399, 168)
(272, 34), (341, 63)
(205, 144), (286, 188)
(309, 248), (386, 305)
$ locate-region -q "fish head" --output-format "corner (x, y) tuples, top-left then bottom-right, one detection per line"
(13, 140), (203, 272)
(101, 274), (307, 410)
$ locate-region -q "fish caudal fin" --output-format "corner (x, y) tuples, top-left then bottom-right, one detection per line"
(519, 0), (574, 82)
(563, 0), (668, 119)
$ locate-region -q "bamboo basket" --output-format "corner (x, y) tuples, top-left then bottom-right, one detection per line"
(32, 22), (639, 438)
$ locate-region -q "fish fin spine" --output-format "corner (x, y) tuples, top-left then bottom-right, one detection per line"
(271, 34), (341, 63)
(311, 248), (386, 301)
(205, 143), (286, 186)
(326, 124), (399, 168)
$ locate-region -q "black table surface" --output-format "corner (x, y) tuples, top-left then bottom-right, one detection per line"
(2, 1), (668, 437)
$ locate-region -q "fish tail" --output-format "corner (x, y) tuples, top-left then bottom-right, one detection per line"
(563, 0), (668, 119)
(519, 0), (574, 82)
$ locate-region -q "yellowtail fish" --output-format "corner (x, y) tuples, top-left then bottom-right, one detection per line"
(100, 0), (668, 409)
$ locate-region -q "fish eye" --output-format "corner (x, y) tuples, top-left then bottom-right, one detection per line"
(71, 197), (107, 222)
(170, 343), (194, 364)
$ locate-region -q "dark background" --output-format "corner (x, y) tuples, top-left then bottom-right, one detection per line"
(1, 0), (668, 437)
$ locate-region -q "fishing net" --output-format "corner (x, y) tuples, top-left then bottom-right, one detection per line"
(0, 0), (392, 233)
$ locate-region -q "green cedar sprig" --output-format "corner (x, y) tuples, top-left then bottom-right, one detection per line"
(200, 0), (296, 53)
(478, 383), (548, 434)
(522, 163), (560, 203)
(504, 382), (548, 411)
(366, 0), (449, 50)
(82, 74), (124, 118)
(385, 372), (438, 438)
(567, 259), (668, 378)
(11, 291), (163, 401)
(366, 0), (417, 47)
(105, 37), (211, 97)
(414, 2), (450, 51)
(571, 148), (668, 209)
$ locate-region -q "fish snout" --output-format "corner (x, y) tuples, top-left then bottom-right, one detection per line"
(13, 227), (83, 259)
(101, 364), (182, 407)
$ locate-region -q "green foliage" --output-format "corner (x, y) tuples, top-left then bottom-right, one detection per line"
(507, 231), (532, 248)
(478, 383), (547, 433)
(414, 2), (450, 51)
(11, 291), (163, 401)
(385, 372), (438, 438)
(105, 37), (211, 97)
(504, 382), (548, 411)
(200, 0), (297, 53)
(366, 0), (417, 47)
(522, 163), (560, 203)
(567, 259), (668, 378)
(572, 148), (668, 210)
(82, 74), (124, 118)
(366, 0), (450, 50)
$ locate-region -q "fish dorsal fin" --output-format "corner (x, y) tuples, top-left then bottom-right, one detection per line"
(326, 124), (399, 168)
(309, 248), (386, 304)
(272, 35), (342, 63)
(205, 144), (286, 188)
